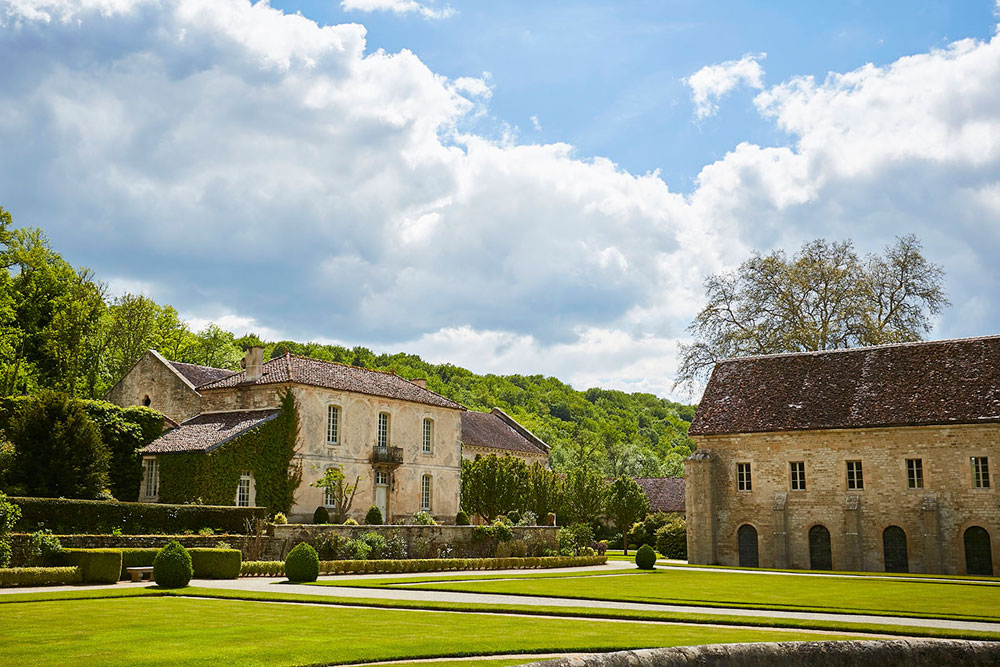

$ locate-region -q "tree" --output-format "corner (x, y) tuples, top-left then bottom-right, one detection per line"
(605, 476), (649, 555)
(460, 454), (528, 522)
(311, 467), (361, 523)
(8, 392), (109, 499)
(524, 461), (563, 521)
(676, 236), (948, 389)
(563, 466), (607, 525)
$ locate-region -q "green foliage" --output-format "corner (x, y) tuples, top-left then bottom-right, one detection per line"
(78, 400), (163, 502)
(285, 542), (319, 582)
(240, 560), (285, 577)
(272, 512), (288, 524)
(364, 505), (383, 525)
(189, 548), (241, 579)
(563, 466), (607, 525)
(313, 506), (330, 524)
(241, 555), (607, 577)
(628, 512), (683, 550)
(8, 496), (268, 534)
(343, 518), (359, 526)
(157, 390), (301, 513)
(0, 490), (19, 567)
(25, 529), (63, 566)
(460, 454), (529, 522)
(383, 533), (407, 560)
(654, 517), (687, 560)
(455, 510), (470, 526)
(120, 548), (160, 579)
(524, 462), (564, 521)
(341, 538), (371, 560)
(311, 466), (361, 523)
(359, 531), (387, 559)
(411, 511), (436, 525)
(153, 541), (193, 588)
(6, 391), (109, 499)
(635, 543), (656, 570)
(605, 476), (649, 553)
(0, 566), (82, 588)
(59, 548), (123, 583)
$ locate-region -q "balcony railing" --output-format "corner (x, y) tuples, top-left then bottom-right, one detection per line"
(371, 446), (403, 465)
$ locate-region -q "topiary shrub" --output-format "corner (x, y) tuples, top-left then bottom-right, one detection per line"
(635, 543), (656, 570)
(285, 542), (320, 582)
(272, 512), (288, 524)
(455, 510), (470, 526)
(364, 505), (383, 525)
(343, 517), (359, 526)
(153, 541), (193, 588)
(412, 511), (436, 525)
(312, 506), (330, 524)
(189, 548), (242, 579)
(654, 516), (687, 560)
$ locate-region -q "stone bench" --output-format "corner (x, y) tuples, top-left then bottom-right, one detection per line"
(126, 566), (154, 582)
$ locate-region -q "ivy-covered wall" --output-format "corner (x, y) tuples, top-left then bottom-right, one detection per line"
(157, 390), (301, 514)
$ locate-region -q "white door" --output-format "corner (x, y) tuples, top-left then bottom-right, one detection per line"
(375, 471), (388, 519)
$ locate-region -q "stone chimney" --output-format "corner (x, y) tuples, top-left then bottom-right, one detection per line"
(243, 346), (264, 382)
(412, 378), (427, 389)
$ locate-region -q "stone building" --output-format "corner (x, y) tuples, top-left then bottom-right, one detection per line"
(460, 408), (550, 466)
(685, 336), (1000, 575)
(634, 477), (685, 517)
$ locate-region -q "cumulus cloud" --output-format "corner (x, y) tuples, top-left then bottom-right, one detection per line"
(686, 53), (766, 119)
(340, 0), (453, 20)
(0, 1), (999, 399)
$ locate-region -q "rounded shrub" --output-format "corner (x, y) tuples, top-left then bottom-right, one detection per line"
(272, 512), (288, 525)
(312, 506), (330, 524)
(285, 543), (320, 583)
(364, 505), (383, 525)
(343, 518), (359, 526)
(654, 517), (688, 560)
(635, 543), (656, 570)
(153, 541), (194, 588)
(455, 510), (470, 526)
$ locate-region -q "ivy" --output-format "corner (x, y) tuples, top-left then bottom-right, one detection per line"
(157, 390), (301, 514)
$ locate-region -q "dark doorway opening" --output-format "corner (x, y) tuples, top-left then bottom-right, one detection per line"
(737, 524), (759, 568)
(964, 526), (994, 576)
(882, 526), (909, 573)
(809, 525), (832, 570)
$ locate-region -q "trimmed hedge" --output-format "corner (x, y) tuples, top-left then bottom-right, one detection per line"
(285, 543), (320, 583)
(0, 566), (82, 588)
(9, 497), (268, 535)
(240, 554), (607, 577)
(635, 544), (656, 570)
(154, 541), (193, 589)
(120, 548), (160, 579)
(189, 548), (242, 579)
(57, 549), (123, 584)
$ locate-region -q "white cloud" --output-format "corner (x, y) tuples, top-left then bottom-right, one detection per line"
(686, 53), (766, 119)
(340, 0), (453, 20)
(530, 114), (541, 131)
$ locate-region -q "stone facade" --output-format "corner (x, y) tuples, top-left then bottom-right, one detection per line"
(687, 419), (999, 575)
(104, 350), (204, 424)
(461, 443), (548, 467)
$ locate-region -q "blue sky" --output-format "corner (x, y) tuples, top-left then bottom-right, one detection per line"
(1, 0), (998, 398)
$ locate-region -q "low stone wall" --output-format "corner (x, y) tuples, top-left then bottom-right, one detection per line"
(519, 641), (1000, 667)
(9, 533), (289, 565)
(273, 524), (559, 558)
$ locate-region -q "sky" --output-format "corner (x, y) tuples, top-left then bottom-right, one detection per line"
(0, 0), (999, 400)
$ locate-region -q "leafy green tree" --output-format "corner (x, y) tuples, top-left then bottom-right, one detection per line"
(0, 490), (20, 567)
(605, 476), (649, 554)
(311, 466), (361, 523)
(677, 236), (948, 388)
(563, 466), (607, 525)
(8, 391), (109, 498)
(524, 461), (563, 520)
(460, 454), (528, 522)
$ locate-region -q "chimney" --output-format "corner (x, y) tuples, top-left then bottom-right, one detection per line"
(412, 378), (427, 389)
(243, 346), (264, 382)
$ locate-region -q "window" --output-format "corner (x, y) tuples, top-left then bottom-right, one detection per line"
(377, 412), (390, 449)
(847, 460), (864, 490)
(142, 395), (151, 407)
(906, 458), (924, 489)
(790, 461), (806, 491)
(422, 418), (433, 454)
(421, 474), (432, 512)
(326, 405), (340, 445)
(737, 462), (752, 491)
(375, 470), (388, 486)
(973, 457), (991, 489)
(237, 471), (253, 507)
(144, 458), (158, 498)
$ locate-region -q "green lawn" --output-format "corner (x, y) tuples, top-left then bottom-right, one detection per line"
(0, 594), (851, 666)
(313, 568), (1000, 622)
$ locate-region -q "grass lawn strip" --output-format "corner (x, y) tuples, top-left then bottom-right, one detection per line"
(350, 655), (576, 667)
(0, 595), (854, 667)
(320, 568), (1000, 623)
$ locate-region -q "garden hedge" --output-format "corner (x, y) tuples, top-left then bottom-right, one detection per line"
(241, 554), (608, 577)
(57, 548), (123, 584)
(189, 548), (242, 579)
(0, 566), (82, 588)
(120, 548), (160, 579)
(9, 497), (268, 534)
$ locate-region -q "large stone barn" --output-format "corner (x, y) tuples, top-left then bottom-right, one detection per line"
(685, 336), (1000, 575)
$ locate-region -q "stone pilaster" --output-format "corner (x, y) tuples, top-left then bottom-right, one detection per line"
(684, 450), (716, 565)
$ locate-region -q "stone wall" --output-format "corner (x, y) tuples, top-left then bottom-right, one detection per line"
(687, 422), (1000, 574)
(104, 350), (203, 424)
(520, 641), (1000, 667)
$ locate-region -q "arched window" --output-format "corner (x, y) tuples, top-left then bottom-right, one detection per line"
(421, 474), (432, 512)
(808, 525), (832, 570)
(964, 526), (994, 575)
(422, 418), (433, 454)
(737, 524), (759, 568)
(882, 526), (908, 573)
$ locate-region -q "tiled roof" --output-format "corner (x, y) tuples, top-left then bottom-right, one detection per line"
(169, 361), (235, 387)
(634, 477), (685, 514)
(197, 352), (463, 410)
(141, 410), (279, 454)
(690, 335), (1000, 436)
(461, 409), (548, 456)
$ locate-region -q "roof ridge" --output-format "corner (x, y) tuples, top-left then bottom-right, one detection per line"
(717, 333), (1000, 364)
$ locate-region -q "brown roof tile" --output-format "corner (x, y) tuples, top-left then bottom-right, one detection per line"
(462, 409), (548, 456)
(169, 361), (235, 387)
(141, 410), (279, 454)
(634, 477), (685, 514)
(197, 352), (463, 410)
(691, 335), (1000, 436)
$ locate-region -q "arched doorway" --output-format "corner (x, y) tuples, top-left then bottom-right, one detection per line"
(809, 525), (832, 570)
(882, 526), (908, 573)
(964, 526), (994, 575)
(737, 524), (759, 568)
